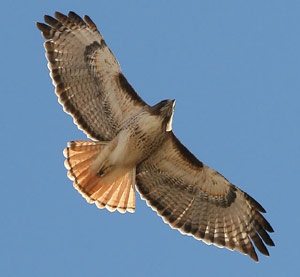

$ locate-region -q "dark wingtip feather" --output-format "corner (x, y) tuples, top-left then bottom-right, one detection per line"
(44, 15), (61, 28)
(68, 11), (85, 24)
(68, 11), (78, 17)
(249, 251), (259, 262)
(84, 15), (98, 31)
(267, 222), (274, 233)
(251, 233), (270, 256)
(257, 227), (275, 247)
(54, 11), (68, 22)
(268, 238), (275, 247)
(36, 22), (52, 39)
(36, 22), (47, 31)
(263, 218), (274, 233)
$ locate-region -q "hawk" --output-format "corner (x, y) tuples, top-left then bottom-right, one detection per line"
(37, 11), (274, 261)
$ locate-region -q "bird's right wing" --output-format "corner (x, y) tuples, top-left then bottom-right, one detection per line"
(37, 11), (148, 141)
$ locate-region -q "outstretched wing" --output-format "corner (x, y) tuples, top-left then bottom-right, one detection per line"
(136, 132), (274, 261)
(37, 11), (147, 141)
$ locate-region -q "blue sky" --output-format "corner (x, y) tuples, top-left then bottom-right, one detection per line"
(1, 1), (299, 276)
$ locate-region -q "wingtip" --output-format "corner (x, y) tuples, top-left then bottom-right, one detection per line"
(54, 11), (68, 22)
(36, 21), (43, 30)
(250, 251), (259, 262)
(269, 240), (275, 247)
(36, 22), (52, 39)
(54, 11), (64, 17)
(264, 219), (274, 233)
(68, 11), (86, 24)
(84, 14), (98, 31)
(268, 223), (275, 233)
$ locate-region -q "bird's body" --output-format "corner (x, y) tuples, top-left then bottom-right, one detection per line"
(89, 100), (174, 188)
(37, 11), (274, 261)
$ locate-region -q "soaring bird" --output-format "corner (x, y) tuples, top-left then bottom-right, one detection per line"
(37, 11), (274, 261)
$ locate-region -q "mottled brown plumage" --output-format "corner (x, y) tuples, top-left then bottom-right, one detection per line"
(37, 11), (274, 261)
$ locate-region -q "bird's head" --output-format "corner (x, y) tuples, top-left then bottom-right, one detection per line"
(151, 99), (176, 132)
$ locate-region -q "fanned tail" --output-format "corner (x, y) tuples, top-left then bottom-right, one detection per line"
(63, 140), (136, 213)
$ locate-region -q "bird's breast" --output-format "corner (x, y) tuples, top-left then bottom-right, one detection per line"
(109, 112), (165, 167)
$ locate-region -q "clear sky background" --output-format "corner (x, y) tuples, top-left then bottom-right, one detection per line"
(1, 1), (299, 276)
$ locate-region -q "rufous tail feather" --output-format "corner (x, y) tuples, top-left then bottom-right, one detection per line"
(63, 140), (136, 213)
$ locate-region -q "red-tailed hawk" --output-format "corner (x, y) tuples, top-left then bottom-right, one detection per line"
(37, 11), (274, 261)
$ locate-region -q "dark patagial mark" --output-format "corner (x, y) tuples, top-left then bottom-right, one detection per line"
(170, 133), (204, 169)
(118, 73), (147, 106)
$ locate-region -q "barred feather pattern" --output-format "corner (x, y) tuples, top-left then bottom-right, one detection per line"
(136, 133), (274, 262)
(37, 11), (147, 141)
(37, 12), (274, 261)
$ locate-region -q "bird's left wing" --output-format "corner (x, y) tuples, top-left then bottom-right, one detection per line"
(136, 132), (274, 261)
(37, 12), (148, 141)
